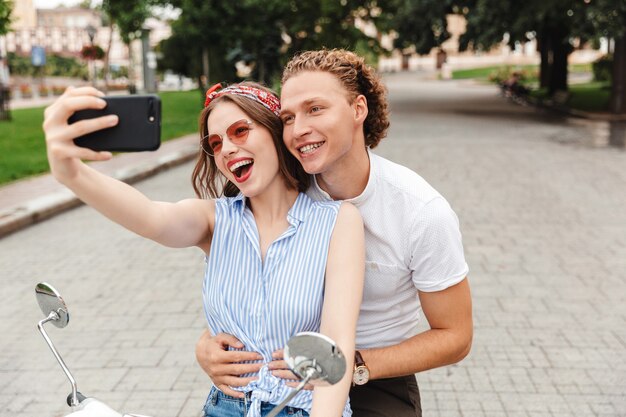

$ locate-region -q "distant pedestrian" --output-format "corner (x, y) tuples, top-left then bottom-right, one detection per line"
(501, 71), (530, 99)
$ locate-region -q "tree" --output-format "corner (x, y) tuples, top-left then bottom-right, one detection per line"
(158, 0), (390, 89)
(278, 0), (387, 56)
(224, 0), (284, 86)
(157, 0), (239, 100)
(586, 0), (626, 113)
(388, 1), (624, 98)
(458, 0), (599, 95)
(0, 0), (11, 35)
(0, 0), (13, 121)
(458, 0), (626, 112)
(101, 0), (153, 93)
(390, 0), (456, 55)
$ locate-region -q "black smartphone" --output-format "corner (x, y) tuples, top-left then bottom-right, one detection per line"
(70, 95), (161, 152)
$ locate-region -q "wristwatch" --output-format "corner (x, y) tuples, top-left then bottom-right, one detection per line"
(352, 350), (370, 385)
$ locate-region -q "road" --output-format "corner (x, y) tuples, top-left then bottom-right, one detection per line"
(1, 72), (625, 417)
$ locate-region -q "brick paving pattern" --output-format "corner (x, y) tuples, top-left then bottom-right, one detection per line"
(1, 73), (625, 417)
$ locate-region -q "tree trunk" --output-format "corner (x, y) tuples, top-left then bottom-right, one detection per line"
(102, 20), (114, 94)
(202, 47), (210, 86)
(127, 41), (136, 94)
(538, 32), (550, 89)
(610, 34), (626, 114)
(258, 59), (266, 85)
(547, 25), (570, 95)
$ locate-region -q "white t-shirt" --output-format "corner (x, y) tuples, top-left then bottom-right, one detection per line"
(307, 151), (469, 349)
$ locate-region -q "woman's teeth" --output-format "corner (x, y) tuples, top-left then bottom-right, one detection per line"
(229, 159), (253, 173)
(299, 142), (323, 154)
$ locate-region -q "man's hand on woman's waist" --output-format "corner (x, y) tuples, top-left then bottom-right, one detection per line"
(196, 330), (264, 398)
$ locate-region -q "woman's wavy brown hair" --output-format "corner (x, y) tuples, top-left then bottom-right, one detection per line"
(281, 49), (390, 148)
(192, 82), (310, 199)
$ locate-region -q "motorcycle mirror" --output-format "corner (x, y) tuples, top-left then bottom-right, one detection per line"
(35, 282), (69, 328)
(268, 332), (347, 417)
(284, 332), (346, 386)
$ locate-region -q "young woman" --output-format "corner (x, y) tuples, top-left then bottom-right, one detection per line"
(42, 82), (364, 417)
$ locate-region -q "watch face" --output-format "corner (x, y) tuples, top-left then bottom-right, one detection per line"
(353, 366), (370, 385)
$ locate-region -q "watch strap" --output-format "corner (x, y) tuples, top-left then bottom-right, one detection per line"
(354, 350), (366, 368)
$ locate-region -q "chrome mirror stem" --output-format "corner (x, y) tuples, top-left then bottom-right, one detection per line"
(37, 312), (79, 407)
(266, 368), (316, 417)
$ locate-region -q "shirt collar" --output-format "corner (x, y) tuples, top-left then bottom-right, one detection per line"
(227, 192), (247, 213)
(287, 192), (312, 226)
(227, 192), (311, 226)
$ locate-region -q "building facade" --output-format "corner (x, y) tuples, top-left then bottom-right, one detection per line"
(2, 1), (171, 90)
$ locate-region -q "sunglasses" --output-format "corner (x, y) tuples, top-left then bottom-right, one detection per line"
(201, 119), (254, 156)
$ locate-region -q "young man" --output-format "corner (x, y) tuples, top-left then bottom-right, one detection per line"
(196, 49), (473, 417)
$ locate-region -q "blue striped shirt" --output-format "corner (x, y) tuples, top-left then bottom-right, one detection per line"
(202, 192), (351, 417)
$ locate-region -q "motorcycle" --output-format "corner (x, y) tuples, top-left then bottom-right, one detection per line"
(35, 282), (346, 417)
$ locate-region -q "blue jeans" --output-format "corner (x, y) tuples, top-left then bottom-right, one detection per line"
(203, 386), (310, 417)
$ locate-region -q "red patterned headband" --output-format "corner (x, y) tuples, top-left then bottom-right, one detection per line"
(204, 83), (281, 117)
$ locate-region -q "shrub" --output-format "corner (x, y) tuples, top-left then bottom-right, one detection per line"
(52, 85), (65, 95)
(8, 52), (89, 79)
(592, 55), (613, 82)
(488, 66), (537, 85)
(19, 84), (32, 97)
(7, 53), (36, 77)
(98, 65), (128, 80)
(47, 54), (89, 79)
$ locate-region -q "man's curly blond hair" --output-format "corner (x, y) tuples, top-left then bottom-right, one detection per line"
(282, 49), (390, 149)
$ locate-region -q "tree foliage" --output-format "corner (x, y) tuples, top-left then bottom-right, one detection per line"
(456, 0), (626, 101)
(157, 0), (239, 95)
(158, 0), (389, 87)
(387, 0), (625, 99)
(102, 0), (152, 44)
(99, 0), (157, 91)
(0, 0), (12, 36)
(586, 0), (626, 39)
(389, 0), (455, 54)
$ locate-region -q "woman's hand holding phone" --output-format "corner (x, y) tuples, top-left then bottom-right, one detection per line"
(43, 86), (118, 182)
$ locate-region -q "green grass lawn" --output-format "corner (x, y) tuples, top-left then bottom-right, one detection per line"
(453, 64), (609, 113)
(568, 82), (611, 112)
(452, 63), (592, 81)
(0, 106), (49, 184)
(0, 89), (204, 185)
(527, 82), (610, 113)
(159, 89), (205, 140)
(451, 65), (534, 80)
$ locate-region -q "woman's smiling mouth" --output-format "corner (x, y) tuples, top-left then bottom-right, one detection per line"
(228, 158), (254, 182)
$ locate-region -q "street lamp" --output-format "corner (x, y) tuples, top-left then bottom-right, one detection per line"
(85, 24), (96, 45)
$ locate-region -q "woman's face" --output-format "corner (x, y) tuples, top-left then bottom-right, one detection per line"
(206, 101), (282, 198)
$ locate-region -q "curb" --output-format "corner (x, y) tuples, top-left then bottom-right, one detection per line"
(565, 108), (626, 122)
(0, 145), (198, 239)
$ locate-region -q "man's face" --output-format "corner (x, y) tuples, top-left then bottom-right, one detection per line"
(280, 71), (362, 176)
